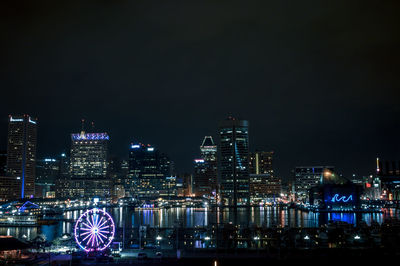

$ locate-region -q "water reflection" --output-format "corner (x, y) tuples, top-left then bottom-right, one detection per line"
(1, 207), (399, 242)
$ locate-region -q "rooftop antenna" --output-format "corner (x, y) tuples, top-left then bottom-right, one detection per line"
(376, 157), (380, 174)
(81, 119), (85, 134)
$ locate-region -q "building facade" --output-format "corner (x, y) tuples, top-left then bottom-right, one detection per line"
(294, 166), (334, 201)
(218, 117), (250, 206)
(248, 151), (281, 202)
(249, 151), (274, 175)
(0, 176), (21, 202)
(55, 153), (71, 198)
(6, 115), (38, 199)
(68, 131), (110, 198)
(128, 143), (174, 198)
(249, 174), (281, 202)
(309, 171), (362, 211)
(377, 158), (400, 200)
(35, 158), (59, 198)
(193, 136), (218, 197)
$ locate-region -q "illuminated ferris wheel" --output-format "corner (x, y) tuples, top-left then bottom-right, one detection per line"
(74, 208), (115, 252)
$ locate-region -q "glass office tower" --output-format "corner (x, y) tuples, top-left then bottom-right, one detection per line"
(218, 117), (250, 206)
(7, 114), (38, 198)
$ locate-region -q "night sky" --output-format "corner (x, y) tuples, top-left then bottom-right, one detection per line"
(1, 1), (399, 180)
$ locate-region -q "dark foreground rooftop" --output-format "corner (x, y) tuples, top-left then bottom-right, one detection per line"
(70, 248), (400, 266)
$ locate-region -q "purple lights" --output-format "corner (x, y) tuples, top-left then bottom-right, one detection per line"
(74, 208), (115, 252)
(71, 133), (109, 141)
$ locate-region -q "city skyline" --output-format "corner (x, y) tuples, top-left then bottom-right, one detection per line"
(0, 114), (397, 180)
(1, 1), (399, 180)
(0, 1), (400, 263)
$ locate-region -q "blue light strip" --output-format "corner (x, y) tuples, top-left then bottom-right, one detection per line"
(234, 142), (243, 169)
(19, 201), (39, 212)
(331, 194), (353, 203)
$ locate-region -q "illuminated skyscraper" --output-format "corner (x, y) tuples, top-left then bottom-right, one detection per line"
(55, 152), (71, 198)
(6, 114), (37, 198)
(193, 136), (217, 197)
(70, 131), (108, 178)
(218, 117), (250, 206)
(294, 166), (334, 201)
(248, 151), (281, 201)
(35, 157), (59, 198)
(128, 143), (174, 197)
(68, 131), (110, 198)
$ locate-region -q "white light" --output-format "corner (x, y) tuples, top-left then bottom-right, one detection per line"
(304, 235), (310, 240)
(354, 235), (361, 240)
(156, 236), (162, 241)
(10, 117), (23, 122)
(204, 236), (211, 241)
(147, 147), (154, 151)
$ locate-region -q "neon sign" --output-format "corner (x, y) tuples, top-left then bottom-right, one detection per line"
(331, 194), (353, 203)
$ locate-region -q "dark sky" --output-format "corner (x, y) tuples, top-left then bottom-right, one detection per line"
(1, 0), (399, 180)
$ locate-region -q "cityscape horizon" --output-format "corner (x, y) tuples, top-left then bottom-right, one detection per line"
(1, 1), (399, 265)
(0, 114), (393, 181)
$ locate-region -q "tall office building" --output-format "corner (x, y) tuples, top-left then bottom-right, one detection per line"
(294, 166), (334, 201)
(35, 158), (59, 198)
(6, 115), (38, 198)
(128, 143), (174, 197)
(218, 117), (250, 206)
(70, 131), (108, 178)
(69, 131), (110, 198)
(248, 151), (281, 201)
(193, 136), (217, 197)
(55, 152), (71, 198)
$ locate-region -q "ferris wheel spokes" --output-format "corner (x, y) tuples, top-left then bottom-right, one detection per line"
(74, 208), (115, 252)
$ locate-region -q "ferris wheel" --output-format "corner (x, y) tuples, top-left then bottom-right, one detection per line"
(74, 208), (115, 252)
